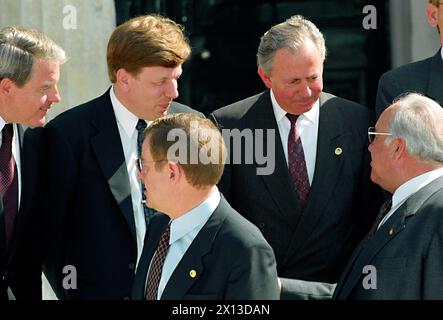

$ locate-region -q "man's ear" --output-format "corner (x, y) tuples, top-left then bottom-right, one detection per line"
(0, 78), (14, 96)
(258, 67), (272, 89)
(426, 3), (439, 28)
(167, 161), (181, 183)
(115, 68), (131, 91)
(392, 138), (406, 160)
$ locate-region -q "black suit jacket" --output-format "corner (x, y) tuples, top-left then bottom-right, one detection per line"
(334, 175), (443, 299)
(375, 50), (443, 119)
(211, 90), (381, 297)
(43, 89), (203, 300)
(1, 126), (44, 300)
(132, 195), (279, 300)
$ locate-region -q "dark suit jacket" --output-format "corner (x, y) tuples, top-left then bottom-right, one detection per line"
(211, 90), (381, 298)
(375, 50), (443, 119)
(43, 89), (203, 300)
(1, 126), (44, 300)
(334, 175), (443, 300)
(131, 195), (279, 300)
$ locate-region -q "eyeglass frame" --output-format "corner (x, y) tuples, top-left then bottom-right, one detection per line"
(135, 158), (167, 174)
(368, 126), (392, 144)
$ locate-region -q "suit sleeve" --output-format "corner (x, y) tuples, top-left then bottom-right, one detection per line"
(225, 243), (279, 300)
(280, 277), (336, 300)
(42, 122), (78, 297)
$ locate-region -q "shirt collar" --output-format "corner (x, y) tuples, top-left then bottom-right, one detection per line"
(392, 167), (443, 208)
(440, 47), (443, 61)
(0, 117), (6, 132)
(110, 86), (146, 137)
(169, 187), (220, 244)
(270, 89), (319, 123)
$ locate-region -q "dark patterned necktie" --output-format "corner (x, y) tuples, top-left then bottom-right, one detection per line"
(367, 198), (392, 239)
(287, 114), (310, 208)
(145, 225), (171, 300)
(136, 119), (155, 224)
(0, 124), (18, 250)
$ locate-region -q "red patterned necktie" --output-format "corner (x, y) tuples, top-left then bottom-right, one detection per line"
(367, 199), (392, 239)
(287, 114), (310, 208)
(0, 124), (18, 250)
(145, 225), (171, 300)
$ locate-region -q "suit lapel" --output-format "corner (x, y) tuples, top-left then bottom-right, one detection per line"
(337, 175), (443, 298)
(90, 91), (136, 240)
(250, 91), (302, 228)
(283, 93), (348, 263)
(161, 196), (228, 299)
(427, 50), (443, 105)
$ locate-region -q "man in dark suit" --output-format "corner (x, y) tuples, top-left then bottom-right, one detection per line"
(132, 113), (279, 300)
(211, 15), (381, 299)
(43, 15), (202, 300)
(375, 0), (443, 119)
(0, 26), (65, 300)
(334, 93), (443, 299)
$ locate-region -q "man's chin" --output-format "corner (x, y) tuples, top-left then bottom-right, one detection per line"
(29, 116), (46, 128)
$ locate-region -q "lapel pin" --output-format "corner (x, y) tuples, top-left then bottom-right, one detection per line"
(335, 147), (343, 156)
(189, 269), (197, 278)
(389, 228), (395, 236)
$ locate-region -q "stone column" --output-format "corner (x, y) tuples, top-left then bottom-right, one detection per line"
(389, 0), (440, 68)
(0, 0), (116, 121)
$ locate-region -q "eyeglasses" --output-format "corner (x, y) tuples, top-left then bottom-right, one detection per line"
(135, 158), (167, 174)
(368, 127), (392, 144)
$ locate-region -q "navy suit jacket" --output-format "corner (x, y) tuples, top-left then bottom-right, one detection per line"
(132, 195), (279, 300)
(376, 50), (443, 119)
(43, 89), (203, 299)
(334, 175), (443, 299)
(211, 90), (382, 298)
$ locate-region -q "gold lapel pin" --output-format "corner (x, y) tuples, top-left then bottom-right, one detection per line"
(335, 147), (343, 156)
(389, 228), (395, 236)
(189, 269), (197, 278)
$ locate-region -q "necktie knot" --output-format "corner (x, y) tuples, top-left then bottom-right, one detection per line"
(379, 198), (392, 219)
(2, 124), (13, 146)
(286, 113), (300, 125)
(367, 198), (393, 239)
(136, 119), (147, 132)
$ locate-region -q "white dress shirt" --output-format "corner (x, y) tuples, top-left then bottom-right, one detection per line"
(109, 87), (147, 268)
(378, 167), (443, 229)
(270, 89), (319, 185)
(150, 188), (220, 299)
(0, 117), (22, 208)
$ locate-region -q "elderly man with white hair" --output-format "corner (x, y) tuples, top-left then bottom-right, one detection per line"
(334, 92), (443, 300)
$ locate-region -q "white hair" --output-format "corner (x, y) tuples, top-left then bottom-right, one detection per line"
(386, 93), (443, 162)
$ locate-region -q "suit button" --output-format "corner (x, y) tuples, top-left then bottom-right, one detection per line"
(258, 222), (265, 229)
(123, 296), (130, 300)
(128, 263), (135, 270)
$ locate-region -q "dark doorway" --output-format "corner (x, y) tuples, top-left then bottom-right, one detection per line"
(115, 0), (390, 115)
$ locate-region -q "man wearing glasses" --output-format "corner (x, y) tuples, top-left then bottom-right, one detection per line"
(335, 93), (443, 299)
(132, 113), (279, 300)
(375, 0), (443, 119)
